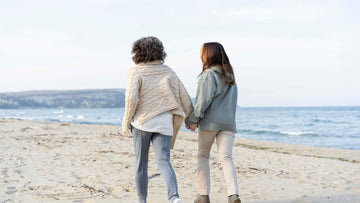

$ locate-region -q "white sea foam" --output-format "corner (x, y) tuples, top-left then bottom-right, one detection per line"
(280, 131), (316, 136)
(66, 115), (74, 119)
(77, 115), (84, 119)
(53, 110), (64, 114)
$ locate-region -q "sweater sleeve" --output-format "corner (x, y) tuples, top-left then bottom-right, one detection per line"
(185, 71), (217, 125)
(177, 78), (194, 119)
(121, 69), (141, 135)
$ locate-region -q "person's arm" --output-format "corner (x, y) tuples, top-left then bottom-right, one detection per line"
(121, 69), (141, 135)
(185, 70), (217, 126)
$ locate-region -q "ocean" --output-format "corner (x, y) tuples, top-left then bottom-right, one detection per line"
(1, 106), (359, 150)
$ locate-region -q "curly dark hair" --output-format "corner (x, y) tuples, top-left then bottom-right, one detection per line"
(131, 36), (167, 64)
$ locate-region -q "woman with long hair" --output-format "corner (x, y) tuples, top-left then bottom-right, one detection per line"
(186, 42), (240, 203)
(122, 36), (193, 203)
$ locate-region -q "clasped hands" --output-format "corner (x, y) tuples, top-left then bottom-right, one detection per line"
(185, 123), (198, 131)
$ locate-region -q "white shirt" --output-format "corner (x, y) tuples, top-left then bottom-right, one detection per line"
(131, 112), (173, 136)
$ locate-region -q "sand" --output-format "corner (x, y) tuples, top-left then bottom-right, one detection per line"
(1, 119), (359, 203)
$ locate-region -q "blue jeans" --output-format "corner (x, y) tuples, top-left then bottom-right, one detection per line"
(131, 126), (179, 203)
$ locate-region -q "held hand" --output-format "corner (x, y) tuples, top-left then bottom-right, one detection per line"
(189, 124), (198, 131)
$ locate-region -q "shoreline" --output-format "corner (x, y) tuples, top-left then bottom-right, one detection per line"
(1, 119), (359, 202)
(1, 117), (359, 153)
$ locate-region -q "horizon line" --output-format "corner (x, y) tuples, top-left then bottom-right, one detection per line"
(1, 88), (358, 108)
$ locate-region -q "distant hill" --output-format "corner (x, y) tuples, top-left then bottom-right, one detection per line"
(0, 89), (126, 109)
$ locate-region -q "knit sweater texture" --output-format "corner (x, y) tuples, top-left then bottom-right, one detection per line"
(121, 61), (193, 148)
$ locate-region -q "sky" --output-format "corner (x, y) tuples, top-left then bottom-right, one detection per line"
(1, 0), (359, 106)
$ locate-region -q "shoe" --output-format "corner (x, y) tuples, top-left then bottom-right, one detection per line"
(173, 198), (183, 203)
(228, 194), (241, 203)
(194, 195), (210, 203)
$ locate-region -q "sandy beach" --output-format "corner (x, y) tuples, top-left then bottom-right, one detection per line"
(1, 119), (359, 203)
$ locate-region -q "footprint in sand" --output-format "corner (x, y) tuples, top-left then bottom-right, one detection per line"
(6, 186), (17, 195)
(2, 168), (9, 178)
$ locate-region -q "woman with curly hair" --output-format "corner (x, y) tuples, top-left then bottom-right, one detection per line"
(122, 36), (193, 203)
(186, 42), (241, 203)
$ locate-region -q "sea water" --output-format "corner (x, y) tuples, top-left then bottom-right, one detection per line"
(1, 107), (359, 150)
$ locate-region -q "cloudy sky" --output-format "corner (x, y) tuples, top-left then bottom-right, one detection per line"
(1, 0), (359, 106)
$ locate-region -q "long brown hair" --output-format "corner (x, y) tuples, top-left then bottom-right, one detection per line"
(200, 42), (235, 86)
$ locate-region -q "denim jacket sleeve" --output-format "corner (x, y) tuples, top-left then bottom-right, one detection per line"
(185, 70), (217, 125)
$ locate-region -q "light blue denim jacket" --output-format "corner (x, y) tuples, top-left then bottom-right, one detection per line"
(185, 66), (237, 132)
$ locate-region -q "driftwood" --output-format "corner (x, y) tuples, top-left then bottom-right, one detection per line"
(112, 131), (132, 138)
(148, 173), (161, 179)
(82, 184), (121, 199)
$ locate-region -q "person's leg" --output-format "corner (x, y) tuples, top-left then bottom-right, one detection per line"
(197, 130), (218, 195)
(216, 130), (239, 196)
(151, 133), (179, 203)
(132, 126), (152, 203)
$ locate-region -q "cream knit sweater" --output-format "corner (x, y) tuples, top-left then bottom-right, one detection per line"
(121, 61), (193, 148)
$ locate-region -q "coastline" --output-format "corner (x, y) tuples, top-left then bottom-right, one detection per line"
(1, 119), (359, 202)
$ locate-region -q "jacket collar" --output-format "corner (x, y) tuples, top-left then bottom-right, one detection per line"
(210, 66), (221, 73)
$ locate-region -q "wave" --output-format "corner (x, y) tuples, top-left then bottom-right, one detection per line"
(311, 119), (333, 123)
(47, 118), (63, 122)
(237, 129), (318, 137)
(45, 118), (118, 126)
(280, 131), (317, 136)
(53, 110), (64, 114)
(311, 119), (349, 124)
(66, 115), (74, 119)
